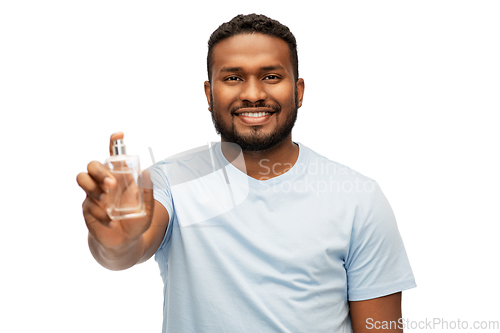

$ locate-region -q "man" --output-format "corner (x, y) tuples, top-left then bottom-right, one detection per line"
(77, 14), (416, 332)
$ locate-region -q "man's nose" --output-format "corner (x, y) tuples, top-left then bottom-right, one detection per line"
(239, 78), (267, 103)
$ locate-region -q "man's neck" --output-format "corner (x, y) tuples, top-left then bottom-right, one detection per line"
(221, 136), (299, 181)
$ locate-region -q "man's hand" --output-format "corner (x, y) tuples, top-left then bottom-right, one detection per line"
(76, 132), (155, 270)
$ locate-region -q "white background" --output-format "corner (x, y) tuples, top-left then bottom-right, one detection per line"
(1, 1), (499, 332)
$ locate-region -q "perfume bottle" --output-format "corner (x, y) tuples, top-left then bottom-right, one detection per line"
(104, 139), (146, 220)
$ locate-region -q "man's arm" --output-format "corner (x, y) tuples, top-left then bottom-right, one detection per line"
(137, 200), (169, 263)
(349, 292), (403, 333)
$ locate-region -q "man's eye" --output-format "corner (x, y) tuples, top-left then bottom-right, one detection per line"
(225, 76), (241, 81)
(264, 75), (280, 80)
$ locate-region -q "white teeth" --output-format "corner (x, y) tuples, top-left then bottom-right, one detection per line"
(239, 112), (271, 117)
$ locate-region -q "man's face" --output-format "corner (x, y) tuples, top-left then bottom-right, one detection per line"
(205, 33), (304, 151)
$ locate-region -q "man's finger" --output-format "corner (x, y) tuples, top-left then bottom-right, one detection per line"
(82, 197), (112, 231)
(77, 172), (106, 202)
(87, 160), (116, 191)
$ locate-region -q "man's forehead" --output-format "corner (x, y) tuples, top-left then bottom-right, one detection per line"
(211, 33), (292, 73)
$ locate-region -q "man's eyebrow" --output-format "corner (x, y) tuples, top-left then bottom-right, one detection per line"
(261, 65), (286, 71)
(220, 66), (243, 73)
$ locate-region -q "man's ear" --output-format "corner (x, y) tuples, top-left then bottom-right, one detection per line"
(204, 81), (211, 112)
(296, 78), (305, 108)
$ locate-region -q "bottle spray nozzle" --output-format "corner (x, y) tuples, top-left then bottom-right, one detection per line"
(111, 139), (127, 156)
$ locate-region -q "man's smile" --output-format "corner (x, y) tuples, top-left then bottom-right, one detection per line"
(235, 111), (275, 125)
(232, 107), (276, 125)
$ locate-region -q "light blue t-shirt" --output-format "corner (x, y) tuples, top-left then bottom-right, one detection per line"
(150, 142), (416, 333)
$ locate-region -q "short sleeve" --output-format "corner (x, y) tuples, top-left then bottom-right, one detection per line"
(345, 181), (416, 301)
(148, 163), (174, 251)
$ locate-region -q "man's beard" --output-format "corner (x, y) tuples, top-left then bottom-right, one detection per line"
(210, 90), (298, 152)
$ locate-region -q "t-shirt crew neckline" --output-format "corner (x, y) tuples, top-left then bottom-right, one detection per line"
(215, 141), (308, 188)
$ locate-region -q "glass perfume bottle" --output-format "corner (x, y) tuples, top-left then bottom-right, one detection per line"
(104, 139), (146, 220)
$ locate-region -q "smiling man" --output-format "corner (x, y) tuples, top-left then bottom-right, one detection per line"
(206, 31), (302, 154)
(78, 14), (416, 333)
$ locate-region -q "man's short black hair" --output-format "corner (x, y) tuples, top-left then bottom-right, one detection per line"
(207, 14), (299, 83)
